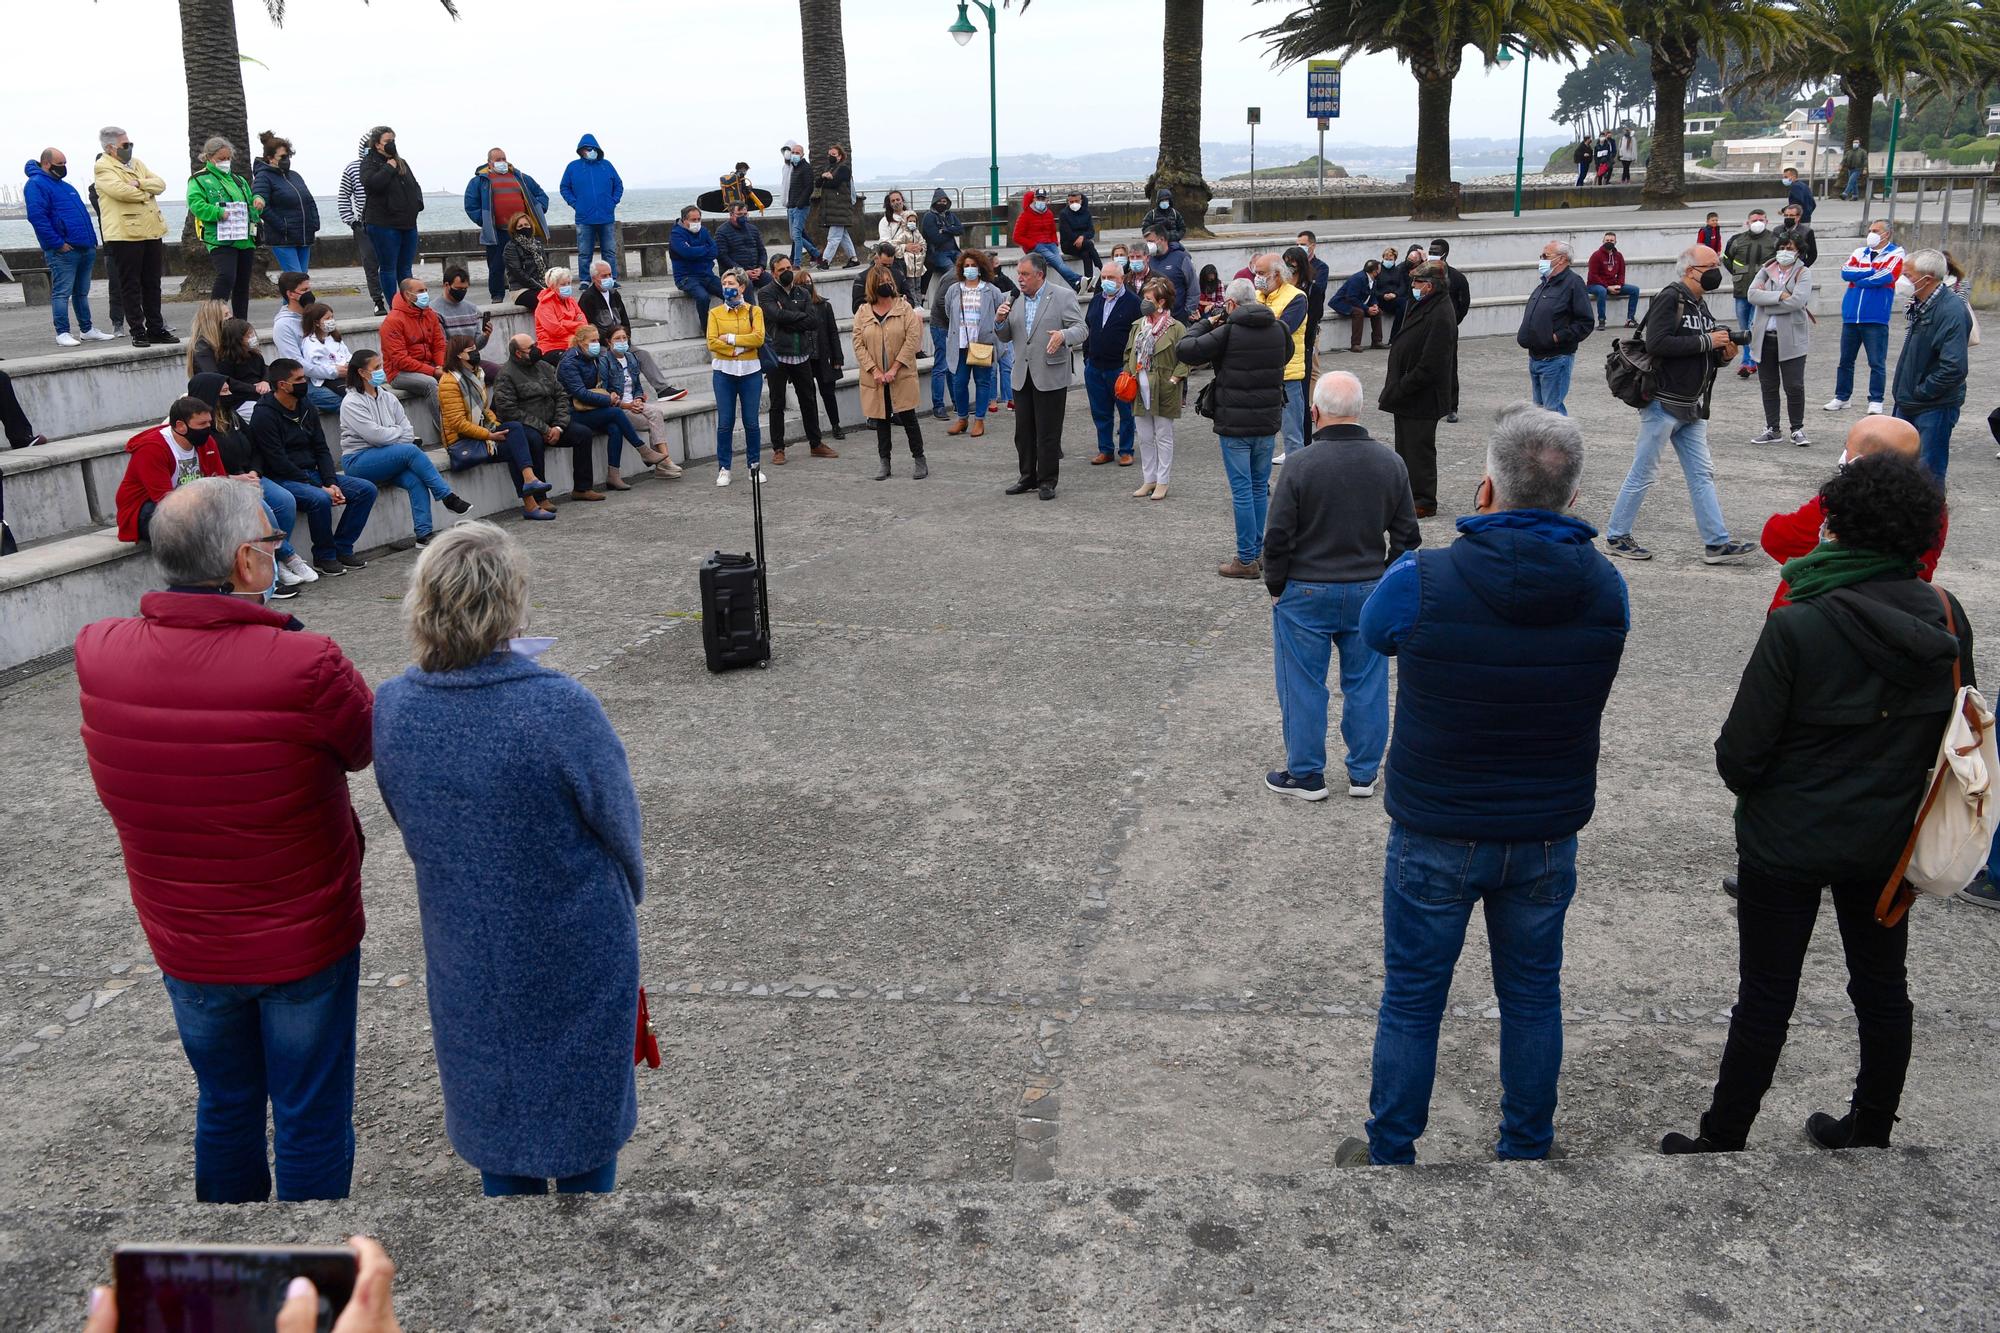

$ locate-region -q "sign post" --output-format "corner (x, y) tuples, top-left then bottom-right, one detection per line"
(1307, 60), (1341, 199)
(1248, 106), (1261, 203)
(1807, 99), (1834, 199)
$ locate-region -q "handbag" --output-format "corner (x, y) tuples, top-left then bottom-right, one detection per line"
(446, 438), (492, 471)
(634, 987), (662, 1068)
(1194, 377), (1218, 420)
(1113, 371), (1140, 403)
(966, 341), (994, 368)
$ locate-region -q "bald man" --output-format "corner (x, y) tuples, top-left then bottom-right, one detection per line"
(1761, 415), (1944, 612)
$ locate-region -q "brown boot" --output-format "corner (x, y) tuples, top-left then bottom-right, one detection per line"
(1090, 452), (1113, 465)
(771, 449), (788, 465)
(947, 418), (969, 436)
(970, 418), (985, 437)
(810, 443), (839, 458)
(1217, 557), (1261, 580)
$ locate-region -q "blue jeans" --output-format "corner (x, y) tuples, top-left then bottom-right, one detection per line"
(1895, 403), (1961, 482)
(787, 206), (823, 263)
(1366, 826), (1577, 1164)
(280, 474), (378, 561)
(1030, 242), (1083, 286)
(342, 442), (453, 536)
(713, 369), (763, 469)
(1835, 322), (1889, 404)
(481, 1157), (617, 1197)
(1527, 354), (1573, 416)
(571, 404), (644, 471)
(1587, 283), (1639, 323)
(271, 245), (312, 274)
(1272, 579), (1387, 784)
(824, 226), (858, 265)
(997, 343), (1014, 399)
(1280, 379), (1306, 455)
(159, 947), (360, 1203)
(305, 383), (343, 414)
(45, 245), (96, 334)
(366, 225), (418, 293)
(679, 271), (726, 328)
(930, 325), (950, 410)
(1733, 297), (1758, 365)
(257, 476), (298, 562)
(1083, 361), (1134, 455)
(1844, 168), (1863, 200)
(483, 241), (509, 300)
(576, 221), (617, 279)
(1607, 400), (1730, 546)
(949, 359), (993, 419)
(1219, 434), (1275, 564)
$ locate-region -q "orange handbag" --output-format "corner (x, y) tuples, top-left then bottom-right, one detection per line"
(1113, 371), (1140, 402)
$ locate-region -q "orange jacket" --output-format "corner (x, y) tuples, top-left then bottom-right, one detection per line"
(379, 294), (446, 380)
(535, 287), (590, 355)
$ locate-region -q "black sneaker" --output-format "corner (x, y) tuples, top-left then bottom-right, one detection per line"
(1604, 535), (1652, 561)
(1266, 770), (1329, 801)
(1702, 540), (1757, 566)
(313, 558), (346, 577)
(441, 493), (471, 514)
(1659, 1131), (1737, 1155)
(131, 334), (151, 349)
(146, 329), (180, 345)
(268, 583), (300, 600)
(337, 553), (368, 570)
(1722, 875), (1739, 900)
(659, 383), (690, 402)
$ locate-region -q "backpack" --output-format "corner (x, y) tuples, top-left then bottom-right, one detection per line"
(1604, 334), (1655, 409)
(1875, 587), (1997, 925)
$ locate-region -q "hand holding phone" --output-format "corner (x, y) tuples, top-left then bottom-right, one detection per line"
(97, 1236), (400, 1333)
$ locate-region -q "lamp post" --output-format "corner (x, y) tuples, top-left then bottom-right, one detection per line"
(1496, 40), (1531, 218)
(950, 1), (1003, 247)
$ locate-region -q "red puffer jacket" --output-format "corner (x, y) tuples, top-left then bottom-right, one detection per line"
(1010, 189), (1058, 250)
(75, 591), (374, 984)
(379, 292), (446, 380)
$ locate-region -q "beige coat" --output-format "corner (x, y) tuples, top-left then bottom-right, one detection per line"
(852, 297), (924, 419)
(92, 153), (169, 242)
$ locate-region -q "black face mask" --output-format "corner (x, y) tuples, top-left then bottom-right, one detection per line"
(778, 270), (795, 287)
(1699, 268), (1724, 292)
(296, 289), (314, 306)
(277, 155), (292, 170)
(48, 163), (67, 179)
(183, 426), (213, 448)
(448, 286), (468, 302)
(381, 140), (398, 158)
(932, 200), (947, 211)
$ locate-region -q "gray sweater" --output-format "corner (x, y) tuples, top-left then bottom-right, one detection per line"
(1262, 424), (1422, 593)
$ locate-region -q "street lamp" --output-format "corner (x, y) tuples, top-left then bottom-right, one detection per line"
(948, 1), (1003, 246)
(1495, 41), (1531, 218)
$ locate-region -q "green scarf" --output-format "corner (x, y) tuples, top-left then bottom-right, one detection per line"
(1780, 542), (1918, 602)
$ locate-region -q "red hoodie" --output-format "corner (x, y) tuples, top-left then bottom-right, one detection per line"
(1762, 495), (1947, 612)
(1011, 189), (1058, 250)
(114, 423), (226, 542)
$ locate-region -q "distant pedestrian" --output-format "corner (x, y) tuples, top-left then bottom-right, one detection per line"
(359, 125), (423, 294)
(1584, 231), (1639, 331)
(464, 147), (549, 302)
(1890, 248), (1973, 481)
(1378, 261), (1456, 518)
(1594, 131), (1615, 183)
(1782, 166), (1816, 223)
(92, 126), (174, 347)
(187, 138), (257, 319)
(373, 522), (644, 1198)
(1572, 137), (1592, 186)
(1841, 139), (1867, 201)
(562, 133), (624, 279)
(1827, 222), (1904, 416)
(1261, 370), (1420, 802)
(251, 130), (319, 274)
(1618, 128), (1636, 182)
(1516, 240), (1593, 416)
(1696, 212), (1722, 254)
(1177, 276), (1290, 574)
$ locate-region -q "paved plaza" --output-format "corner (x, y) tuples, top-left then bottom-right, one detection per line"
(3, 296), (1999, 1327)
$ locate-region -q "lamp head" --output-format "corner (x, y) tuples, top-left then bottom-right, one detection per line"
(949, 3), (977, 44)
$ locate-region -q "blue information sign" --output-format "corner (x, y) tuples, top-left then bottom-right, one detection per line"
(1307, 60), (1341, 119)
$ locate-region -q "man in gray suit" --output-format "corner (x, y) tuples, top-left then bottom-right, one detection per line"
(996, 253), (1086, 500)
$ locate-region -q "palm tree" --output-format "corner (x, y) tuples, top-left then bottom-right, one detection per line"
(1751, 0), (1995, 163)
(1152, 0), (1212, 237)
(1257, 0), (1625, 221)
(797, 0), (852, 250)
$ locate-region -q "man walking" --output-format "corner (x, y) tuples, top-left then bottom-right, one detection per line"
(464, 147), (549, 303)
(562, 133), (624, 279)
(781, 142), (823, 267)
(75, 477), (374, 1202)
(1602, 246), (1758, 564)
(1841, 140), (1867, 201)
(1082, 260), (1141, 466)
(1178, 277), (1291, 577)
(994, 254), (1084, 501)
(1782, 166), (1816, 223)
(1584, 231), (1639, 331)
(1890, 248), (1973, 481)
(1826, 221), (1903, 416)
(1262, 371), (1421, 802)
(1516, 241), (1593, 416)
(93, 127), (174, 348)
(1723, 209), (1777, 378)
(1335, 404), (1629, 1168)
(24, 147), (111, 347)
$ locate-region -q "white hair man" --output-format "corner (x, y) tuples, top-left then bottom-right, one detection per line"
(1826, 220), (1903, 415)
(1516, 239), (1593, 416)
(1335, 402), (1630, 1169)
(1261, 370), (1422, 801)
(1888, 247), (1972, 481)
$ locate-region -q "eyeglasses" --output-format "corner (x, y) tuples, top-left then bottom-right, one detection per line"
(246, 532), (285, 550)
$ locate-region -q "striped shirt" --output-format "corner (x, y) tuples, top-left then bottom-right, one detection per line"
(336, 160), (366, 227)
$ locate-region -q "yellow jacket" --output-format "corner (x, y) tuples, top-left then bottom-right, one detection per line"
(1260, 280), (1308, 381)
(438, 371), (497, 447)
(705, 300), (765, 362)
(92, 153), (168, 242)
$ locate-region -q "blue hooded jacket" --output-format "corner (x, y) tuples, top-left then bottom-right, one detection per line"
(23, 160), (97, 251)
(1361, 509), (1629, 842)
(560, 134), (623, 225)
(668, 220), (718, 287)
(463, 164), (550, 246)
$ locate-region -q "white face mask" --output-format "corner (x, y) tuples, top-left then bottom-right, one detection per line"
(492, 160), (510, 174)
(1748, 220), (1766, 234)
(1068, 201), (1082, 212)
(1774, 250), (1799, 267)
(1866, 232), (1884, 251)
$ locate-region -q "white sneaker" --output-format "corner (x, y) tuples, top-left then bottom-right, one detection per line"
(1348, 780), (1377, 799)
(79, 328), (114, 342)
(54, 332), (80, 347)
(1822, 397), (1848, 412)
(1867, 401), (1885, 415)
(715, 468), (731, 487)
(1272, 452), (1287, 465)
(281, 553), (318, 585)
(751, 467), (767, 483)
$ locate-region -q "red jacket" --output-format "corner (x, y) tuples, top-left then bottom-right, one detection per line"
(1585, 246), (1625, 289)
(1011, 190), (1058, 251)
(75, 591), (374, 984)
(1763, 495), (1948, 611)
(113, 424), (227, 542)
(379, 293), (446, 381)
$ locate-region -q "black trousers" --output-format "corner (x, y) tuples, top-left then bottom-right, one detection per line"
(809, 361), (843, 429)
(1014, 381), (1066, 485)
(209, 246), (254, 319)
(350, 223), (383, 305)
(873, 410), (925, 458)
(102, 244), (122, 328)
(0, 369), (37, 448)
(1392, 415), (1438, 509)
(1700, 864), (1911, 1147)
(1758, 335), (1806, 431)
(106, 238), (165, 337)
(1064, 237), (1102, 279)
(767, 359), (823, 450)
(550, 421), (598, 490)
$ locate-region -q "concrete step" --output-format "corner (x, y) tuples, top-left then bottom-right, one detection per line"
(2, 1147), (1993, 1328)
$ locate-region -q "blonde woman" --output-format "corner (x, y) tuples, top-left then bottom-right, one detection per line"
(372, 522), (644, 1198)
(534, 266), (589, 361)
(1123, 277), (1187, 500)
(705, 267), (766, 485)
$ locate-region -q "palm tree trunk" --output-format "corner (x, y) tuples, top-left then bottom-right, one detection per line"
(799, 0), (852, 252)
(1840, 72), (1879, 156)
(1640, 39), (1696, 210)
(1411, 70), (1457, 221)
(1152, 0), (1211, 237)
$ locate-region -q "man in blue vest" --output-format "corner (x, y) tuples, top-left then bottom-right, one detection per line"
(1335, 402), (1630, 1168)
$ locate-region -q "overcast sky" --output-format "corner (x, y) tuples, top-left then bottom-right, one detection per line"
(6, 0), (1580, 187)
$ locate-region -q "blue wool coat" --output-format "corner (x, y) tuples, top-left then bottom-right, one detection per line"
(372, 650), (644, 1180)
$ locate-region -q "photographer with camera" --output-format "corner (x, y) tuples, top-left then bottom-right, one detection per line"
(1602, 245), (1758, 566)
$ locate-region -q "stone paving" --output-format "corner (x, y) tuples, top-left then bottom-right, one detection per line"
(2, 311), (1998, 1328)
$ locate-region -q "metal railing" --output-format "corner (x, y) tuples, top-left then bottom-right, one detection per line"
(1856, 170), (1995, 248)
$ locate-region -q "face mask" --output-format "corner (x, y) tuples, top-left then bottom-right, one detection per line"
(1252, 275), (1270, 291)
(183, 426), (213, 449)
(320, 323), (337, 338)
(512, 350), (532, 364)
(447, 287), (467, 302)
(558, 284), (575, 299)
(1412, 288), (1426, 303)
(45, 162), (69, 179)
(210, 158), (229, 172)
(613, 340), (629, 354)
(1147, 241), (1161, 255)
(1866, 232), (1884, 250)
(297, 289), (315, 306)
(962, 267), (978, 282)
(363, 368), (385, 388)
(778, 269), (794, 286)
(1100, 278), (1120, 296)
(724, 290), (742, 307)
(1536, 259), (1552, 278)
(253, 544), (278, 604)
(1108, 256), (1126, 271)
(783, 152), (796, 165)
(117, 144), (134, 164)
(586, 342), (601, 357)
(492, 160), (510, 173)
(1032, 201), (1047, 213)
(933, 199), (947, 211)
(412, 292), (430, 309)
(1602, 242), (1616, 252)
(515, 229), (532, 241)
(381, 141), (397, 158)
(584, 149), (600, 161)
(1139, 299), (1158, 318)
(277, 155), (292, 170)
(1158, 198), (1169, 209)
(1749, 221), (1766, 234)
(1775, 251), (1799, 267)
(598, 276), (616, 291)
(1069, 202), (1082, 212)
(1699, 268), (1723, 292)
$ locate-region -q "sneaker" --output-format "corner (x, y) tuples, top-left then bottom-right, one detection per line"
(54, 332), (81, 347)
(932, 406), (950, 420)
(753, 468), (767, 483)
(1956, 874), (2000, 910)
(281, 553), (319, 584)
(146, 329), (181, 346)
(1348, 778), (1377, 799)
(1735, 364), (1752, 380)
(275, 558), (306, 587)
(313, 558), (346, 577)
(1604, 534), (1652, 561)
(79, 328), (114, 342)
(659, 383), (690, 402)
(1748, 428), (1782, 445)
(1333, 1136), (1372, 1168)
(1791, 428), (1811, 447)
(268, 583), (300, 600)
(1866, 401), (1885, 415)
(441, 493), (471, 514)
(337, 553), (368, 570)
(716, 468), (732, 486)
(1596, 318), (1607, 331)
(1265, 770), (1329, 801)
(1702, 540), (1757, 565)
(1822, 397), (1849, 412)
(1271, 451), (1287, 465)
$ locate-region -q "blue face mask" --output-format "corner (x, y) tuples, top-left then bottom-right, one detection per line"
(255, 544), (277, 603)
(369, 368), (387, 387)
(584, 149), (600, 161)
(724, 289), (743, 307)
(558, 284), (575, 299)
(613, 340), (629, 354)
(1536, 259), (1553, 278)
(586, 342), (601, 357)
(1100, 278), (1121, 296)
(962, 268), (978, 282)
(412, 292), (430, 309)
(599, 276), (616, 290)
